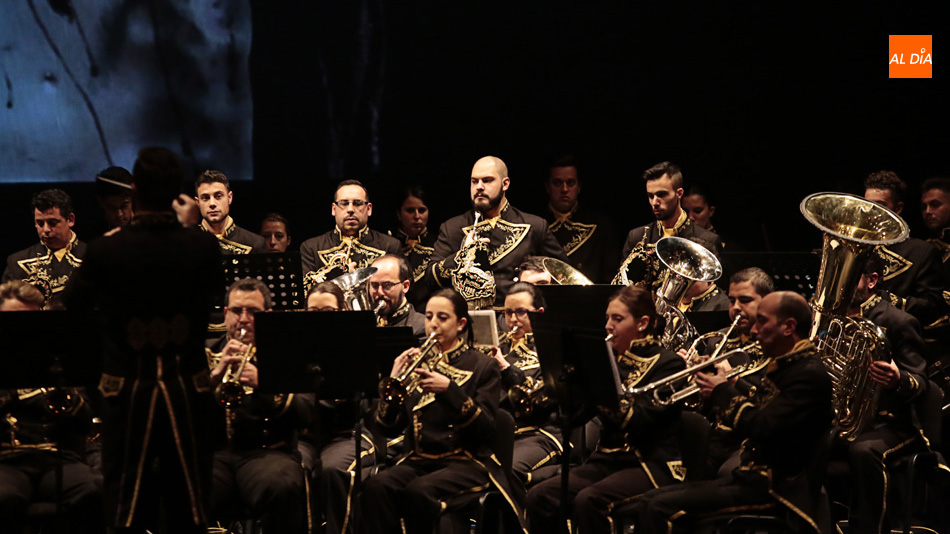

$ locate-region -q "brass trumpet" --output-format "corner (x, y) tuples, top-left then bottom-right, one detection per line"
(215, 328), (256, 408)
(625, 343), (759, 406)
(507, 376), (551, 417)
(379, 332), (441, 406)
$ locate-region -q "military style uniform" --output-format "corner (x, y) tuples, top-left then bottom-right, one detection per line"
(428, 201), (567, 308)
(300, 226), (402, 292)
(63, 212), (222, 532)
(200, 216), (267, 254)
(547, 203), (620, 283)
(875, 239), (948, 326)
(636, 340), (834, 534)
(0, 388), (102, 533)
(364, 341), (523, 534)
(206, 336), (317, 533)
(393, 227), (437, 310)
(3, 231), (86, 302)
(378, 298), (426, 343)
(680, 284), (729, 313)
(498, 335), (562, 485)
(613, 211), (721, 290)
(526, 337), (687, 534)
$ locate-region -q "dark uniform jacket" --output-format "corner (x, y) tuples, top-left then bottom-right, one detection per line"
(379, 298), (426, 343)
(876, 238), (948, 325)
(923, 228), (950, 331)
(63, 212), (222, 527)
(3, 232), (86, 300)
(499, 335), (560, 438)
(393, 227), (437, 309)
(0, 387), (93, 459)
(428, 201), (568, 307)
(546, 203), (620, 283)
(707, 340), (833, 531)
(683, 284), (729, 313)
(200, 217), (267, 254)
(300, 225), (402, 291)
(613, 212), (721, 290)
(205, 336), (316, 451)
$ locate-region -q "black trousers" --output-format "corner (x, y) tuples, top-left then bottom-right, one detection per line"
(318, 432), (375, 534)
(0, 452), (103, 534)
(512, 430), (560, 485)
(212, 448), (308, 533)
(635, 473), (774, 534)
(526, 451), (670, 534)
(360, 456), (490, 534)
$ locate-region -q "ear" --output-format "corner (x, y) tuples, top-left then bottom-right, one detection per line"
(401, 279), (410, 293)
(675, 187), (684, 201)
(66, 213), (76, 227)
(536, 307), (545, 314)
(331, 202), (338, 217)
(708, 205), (716, 217)
(226, 190), (233, 204)
(867, 272), (880, 291)
(783, 318), (796, 336)
(502, 176), (511, 193)
(636, 314), (651, 332)
(895, 201), (904, 215)
(457, 316), (468, 331)
(366, 202), (373, 217)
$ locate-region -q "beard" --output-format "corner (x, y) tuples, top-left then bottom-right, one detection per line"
(654, 203), (677, 221)
(473, 190), (503, 214)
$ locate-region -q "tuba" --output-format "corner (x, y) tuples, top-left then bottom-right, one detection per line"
(329, 266), (377, 311)
(801, 192), (908, 441)
(540, 257), (594, 285)
(654, 237), (722, 352)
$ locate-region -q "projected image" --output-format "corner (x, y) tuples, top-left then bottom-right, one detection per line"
(0, 0), (253, 182)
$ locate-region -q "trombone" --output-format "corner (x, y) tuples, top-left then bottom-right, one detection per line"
(624, 342), (760, 406)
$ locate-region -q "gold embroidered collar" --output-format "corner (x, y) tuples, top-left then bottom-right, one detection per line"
(657, 209), (688, 237)
(389, 298), (412, 322)
(334, 224), (369, 243)
(549, 203), (578, 224)
(859, 293), (882, 316)
(396, 226), (428, 247)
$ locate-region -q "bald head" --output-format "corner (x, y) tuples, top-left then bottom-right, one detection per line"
(773, 291), (812, 338)
(752, 291), (812, 356)
(471, 156), (510, 216)
(473, 156), (508, 179)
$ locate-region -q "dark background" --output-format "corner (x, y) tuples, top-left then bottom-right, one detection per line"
(1, 1), (945, 258)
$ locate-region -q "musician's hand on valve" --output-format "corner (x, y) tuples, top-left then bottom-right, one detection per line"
(415, 366), (450, 393)
(676, 348), (692, 363)
(715, 360), (737, 386)
(211, 351), (245, 382)
(694, 367), (728, 397)
(868, 359), (900, 389)
(391, 348), (417, 378)
(239, 362), (259, 389)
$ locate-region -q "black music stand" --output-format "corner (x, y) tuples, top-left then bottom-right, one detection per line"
(536, 285), (621, 330)
(532, 311), (623, 528)
(219, 252), (304, 311)
(721, 251), (821, 298)
(0, 310), (101, 389)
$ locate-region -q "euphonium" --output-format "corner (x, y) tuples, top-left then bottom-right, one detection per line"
(654, 237), (722, 352)
(379, 332), (441, 406)
(215, 328), (257, 409)
(801, 192), (908, 441)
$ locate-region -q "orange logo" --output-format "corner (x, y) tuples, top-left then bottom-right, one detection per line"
(889, 35), (932, 78)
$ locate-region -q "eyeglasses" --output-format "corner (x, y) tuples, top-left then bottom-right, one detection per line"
(308, 306), (339, 312)
(334, 199), (368, 209)
(369, 281), (400, 291)
(227, 306), (262, 317)
(503, 308), (535, 318)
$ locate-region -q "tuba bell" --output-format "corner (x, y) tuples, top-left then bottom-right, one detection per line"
(329, 266), (377, 311)
(540, 257), (594, 285)
(653, 236), (723, 352)
(800, 192), (909, 441)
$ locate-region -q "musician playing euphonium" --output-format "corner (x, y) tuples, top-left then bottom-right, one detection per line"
(366, 288), (524, 534)
(490, 282), (562, 485)
(206, 278), (315, 533)
(526, 285), (687, 534)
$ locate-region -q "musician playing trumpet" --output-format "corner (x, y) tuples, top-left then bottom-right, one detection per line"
(489, 282), (562, 485)
(365, 288), (524, 534)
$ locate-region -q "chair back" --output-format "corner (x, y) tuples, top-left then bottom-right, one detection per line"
(915, 379), (944, 449)
(491, 409), (516, 474)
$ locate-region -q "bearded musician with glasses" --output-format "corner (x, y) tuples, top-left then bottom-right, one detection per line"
(300, 180), (402, 292)
(368, 254), (427, 342)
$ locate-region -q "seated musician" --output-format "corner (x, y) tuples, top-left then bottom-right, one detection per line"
(0, 280), (102, 533)
(490, 282), (561, 485)
(207, 278), (316, 532)
(526, 285), (687, 534)
(363, 288), (520, 534)
(636, 291), (834, 534)
(369, 254), (427, 342)
(515, 256), (553, 285)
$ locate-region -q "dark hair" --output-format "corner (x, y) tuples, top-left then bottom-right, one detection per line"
(399, 185), (427, 207)
(0, 280), (45, 309)
(775, 292), (812, 338)
(226, 277), (273, 309)
(335, 179), (369, 202)
(864, 170), (906, 205)
(32, 189), (73, 219)
(548, 153), (579, 178)
(730, 267), (773, 296)
(132, 147), (183, 211)
(684, 184), (712, 206)
(642, 161), (683, 190)
(261, 213), (291, 236)
(195, 169), (230, 193)
(922, 176), (950, 195)
(428, 288), (474, 345)
(95, 166), (133, 199)
(517, 256), (547, 275)
(373, 254), (411, 283)
(609, 285), (663, 337)
(862, 251), (884, 278)
(306, 281), (345, 309)
(507, 282), (546, 309)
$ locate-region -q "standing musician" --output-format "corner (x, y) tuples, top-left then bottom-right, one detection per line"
(0, 280), (102, 534)
(63, 147), (222, 533)
(362, 288), (521, 534)
(862, 171), (947, 327)
(427, 156), (567, 309)
(490, 282), (562, 485)
(636, 292), (834, 534)
(834, 253), (934, 534)
(195, 170), (268, 254)
(544, 154), (620, 283)
(391, 186), (437, 309)
(369, 254), (427, 342)
(526, 285), (687, 534)
(3, 189), (86, 304)
(300, 180), (402, 292)
(207, 278), (315, 533)
(613, 161), (721, 289)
